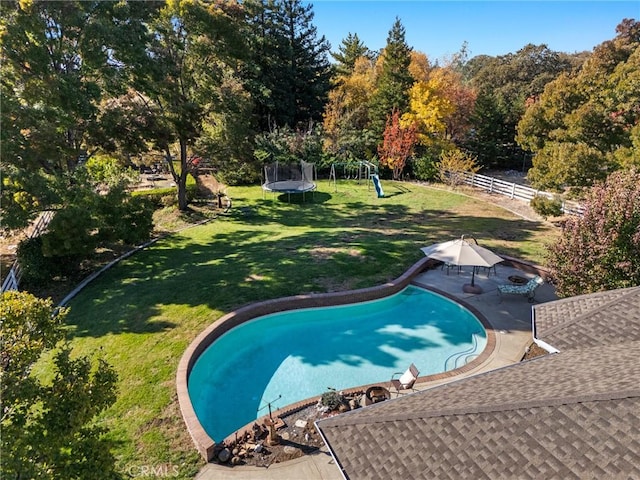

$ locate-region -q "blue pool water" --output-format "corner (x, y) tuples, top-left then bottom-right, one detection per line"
(188, 285), (486, 441)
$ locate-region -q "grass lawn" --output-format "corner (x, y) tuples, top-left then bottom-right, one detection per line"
(60, 180), (558, 478)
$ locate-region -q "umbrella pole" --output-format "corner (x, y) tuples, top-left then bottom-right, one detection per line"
(463, 267), (483, 294)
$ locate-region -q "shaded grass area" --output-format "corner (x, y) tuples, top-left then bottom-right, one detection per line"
(60, 180), (558, 478)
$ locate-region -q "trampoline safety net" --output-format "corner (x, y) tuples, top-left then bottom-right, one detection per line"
(262, 161), (316, 199)
(264, 161), (314, 184)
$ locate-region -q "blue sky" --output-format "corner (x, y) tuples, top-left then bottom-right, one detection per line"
(307, 1), (639, 61)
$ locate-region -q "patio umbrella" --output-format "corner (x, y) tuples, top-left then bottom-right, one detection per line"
(421, 235), (503, 293)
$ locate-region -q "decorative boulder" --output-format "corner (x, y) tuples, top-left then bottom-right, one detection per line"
(218, 448), (231, 463)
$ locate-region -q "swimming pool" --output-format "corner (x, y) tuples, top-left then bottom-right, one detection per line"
(188, 285), (486, 442)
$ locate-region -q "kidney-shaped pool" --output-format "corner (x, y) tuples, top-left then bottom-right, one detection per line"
(188, 285), (487, 441)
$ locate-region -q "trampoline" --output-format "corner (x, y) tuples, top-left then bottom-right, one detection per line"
(262, 161), (316, 201)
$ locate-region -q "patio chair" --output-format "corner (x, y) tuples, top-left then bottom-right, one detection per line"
(390, 363), (420, 394)
(442, 262), (461, 275)
(497, 275), (544, 303)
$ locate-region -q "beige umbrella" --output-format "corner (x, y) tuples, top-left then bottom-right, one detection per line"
(421, 235), (503, 293)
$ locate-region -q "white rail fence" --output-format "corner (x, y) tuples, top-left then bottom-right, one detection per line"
(455, 171), (585, 217)
(1, 210), (54, 293)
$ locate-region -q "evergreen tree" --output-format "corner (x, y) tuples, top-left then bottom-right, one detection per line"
(331, 32), (372, 77)
(246, 0), (331, 130)
(369, 17), (414, 140)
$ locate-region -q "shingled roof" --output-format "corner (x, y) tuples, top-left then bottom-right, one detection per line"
(316, 287), (640, 480)
(533, 286), (640, 351)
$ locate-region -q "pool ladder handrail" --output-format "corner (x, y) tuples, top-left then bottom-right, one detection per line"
(444, 333), (481, 371)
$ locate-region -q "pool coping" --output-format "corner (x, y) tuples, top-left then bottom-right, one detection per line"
(177, 256), (541, 461)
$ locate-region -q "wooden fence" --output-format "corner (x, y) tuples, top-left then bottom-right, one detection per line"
(456, 171), (585, 217)
(1, 211), (54, 293)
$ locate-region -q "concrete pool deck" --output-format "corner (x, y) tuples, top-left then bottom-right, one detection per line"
(195, 263), (558, 480)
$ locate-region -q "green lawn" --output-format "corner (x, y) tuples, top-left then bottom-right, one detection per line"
(62, 180), (558, 478)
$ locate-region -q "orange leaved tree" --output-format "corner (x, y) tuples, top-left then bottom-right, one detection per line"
(378, 110), (417, 180)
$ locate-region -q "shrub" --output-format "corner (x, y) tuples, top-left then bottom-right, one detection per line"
(530, 195), (563, 219)
(16, 237), (55, 285)
(40, 205), (96, 258)
(133, 187), (175, 206)
(437, 149), (480, 187)
(320, 389), (343, 411)
(1, 291), (118, 479)
(132, 182), (198, 206)
(411, 155), (439, 181)
(547, 169), (640, 296)
(96, 191), (154, 245)
(16, 236), (78, 287)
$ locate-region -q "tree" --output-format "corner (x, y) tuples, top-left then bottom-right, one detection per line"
(331, 32), (372, 77)
(547, 169), (640, 297)
(466, 44), (576, 169)
(519, 21), (640, 190)
(408, 50), (431, 83)
(254, 122), (323, 167)
(245, 0), (331, 130)
(368, 17), (413, 139)
(402, 76), (452, 146)
(437, 149), (480, 188)
(1, 291), (118, 479)
(195, 69), (259, 186)
(378, 110), (417, 180)
(400, 65), (476, 164)
(439, 69), (477, 145)
(124, 0), (248, 210)
(0, 0), (156, 229)
(323, 56), (377, 161)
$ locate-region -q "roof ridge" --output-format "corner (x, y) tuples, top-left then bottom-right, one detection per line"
(539, 286), (640, 339)
(323, 389), (640, 427)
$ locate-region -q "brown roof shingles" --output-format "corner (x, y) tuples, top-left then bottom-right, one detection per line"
(533, 286), (640, 350)
(316, 287), (640, 480)
(322, 398), (639, 480)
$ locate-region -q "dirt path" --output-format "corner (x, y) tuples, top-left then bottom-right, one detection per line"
(417, 181), (547, 224)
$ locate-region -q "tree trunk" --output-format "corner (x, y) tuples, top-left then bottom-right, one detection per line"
(177, 139), (189, 211)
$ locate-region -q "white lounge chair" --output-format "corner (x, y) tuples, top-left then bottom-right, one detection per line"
(497, 275), (544, 303)
(390, 363), (419, 394)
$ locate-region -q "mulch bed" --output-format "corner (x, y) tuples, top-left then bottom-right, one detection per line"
(210, 403), (328, 467)
(522, 342), (549, 360)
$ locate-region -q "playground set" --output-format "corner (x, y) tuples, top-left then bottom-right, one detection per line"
(262, 160), (384, 202)
(328, 160), (384, 198)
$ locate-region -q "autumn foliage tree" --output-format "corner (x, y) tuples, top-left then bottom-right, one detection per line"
(547, 169), (640, 297)
(378, 110), (417, 180)
(323, 56), (377, 160)
(518, 20), (640, 190)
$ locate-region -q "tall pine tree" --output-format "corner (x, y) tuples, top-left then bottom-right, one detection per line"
(331, 32), (372, 77)
(246, 0), (331, 129)
(369, 17), (413, 140)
